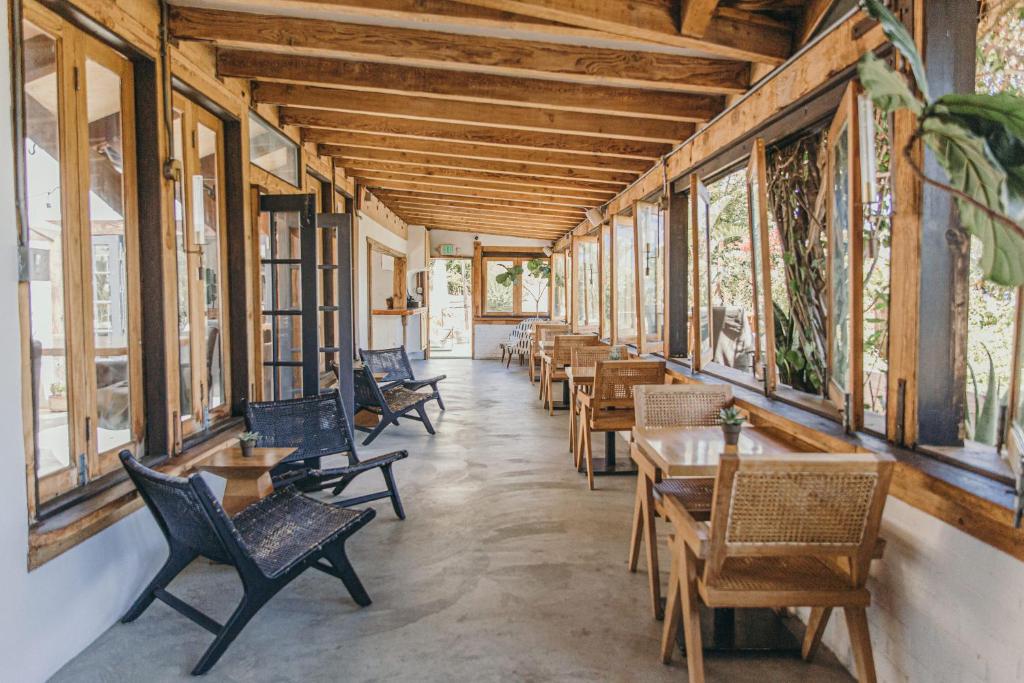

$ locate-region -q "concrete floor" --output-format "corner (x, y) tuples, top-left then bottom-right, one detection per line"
(54, 359), (854, 682)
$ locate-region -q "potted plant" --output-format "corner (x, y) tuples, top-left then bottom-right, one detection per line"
(719, 407), (746, 446)
(47, 382), (67, 413)
(238, 432), (260, 458)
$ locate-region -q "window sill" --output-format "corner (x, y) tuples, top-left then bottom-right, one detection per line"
(27, 426), (244, 571)
(662, 358), (1024, 562)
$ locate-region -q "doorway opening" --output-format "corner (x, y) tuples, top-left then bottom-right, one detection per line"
(429, 257), (472, 358)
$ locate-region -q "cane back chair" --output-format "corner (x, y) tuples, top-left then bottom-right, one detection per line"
(567, 345), (626, 460)
(575, 359), (665, 490)
(530, 323), (570, 385)
(245, 390), (409, 518)
(542, 333), (599, 414)
(628, 383), (732, 618)
(660, 451), (894, 683)
(119, 451), (375, 675)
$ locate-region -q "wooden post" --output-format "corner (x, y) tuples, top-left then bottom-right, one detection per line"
(666, 190), (689, 358)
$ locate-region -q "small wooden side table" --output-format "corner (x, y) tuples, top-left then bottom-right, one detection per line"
(196, 446), (296, 515)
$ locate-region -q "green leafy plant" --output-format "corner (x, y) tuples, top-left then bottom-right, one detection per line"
(772, 301), (824, 394)
(857, 0), (1024, 286)
(719, 406), (746, 426)
(494, 258), (551, 311)
(238, 431), (261, 444)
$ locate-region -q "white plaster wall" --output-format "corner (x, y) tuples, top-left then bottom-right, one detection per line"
(473, 323), (515, 359)
(428, 229), (552, 257)
(0, 11), (168, 680)
(356, 211), (408, 352)
(799, 497), (1024, 683)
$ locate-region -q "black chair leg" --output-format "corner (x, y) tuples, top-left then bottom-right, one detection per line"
(330, 473), (357, 497)
(433, 386), (446, 410)
(362, 420), (389, 446)
(416, 404), (435, 435)
(122, 549), (196, 623)
(191, 590), (271, 675)
(381, 463), (405, 519)
(321, 542), (372, 607)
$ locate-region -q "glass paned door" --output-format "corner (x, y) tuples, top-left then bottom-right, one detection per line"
(259, 194), (317, 400)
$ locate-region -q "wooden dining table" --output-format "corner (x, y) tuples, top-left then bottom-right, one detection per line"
(631, 423), (812, 654)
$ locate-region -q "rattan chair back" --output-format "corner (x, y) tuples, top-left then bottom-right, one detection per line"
(633, 384), (733, 428)
(705, 452), (895, 586)
(245, 390), (358, 467)
(551, 333), (599, 368)
(533, 323), (571, 352)
(591, 360), (666, 411)
(571, 345), (625, 369)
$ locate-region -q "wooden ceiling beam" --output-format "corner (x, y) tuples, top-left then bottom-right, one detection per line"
(420, 222), (564, 240)
(281, 108), (673, 159)
(797, 0), (835, 47)
(388, 201), (581, 224)
(169, 6), (751, 93)
(353, 177), (597, 207)
(218, 50), (728, 120)
(322, 145), (638, 184)
(448, 0), (792, 64)
(347, 168), (614, 200)
(307, 131), (652, 173)
(680, 0), (722, 38)
(252, 82), (707, 138)
(405, 214), (565, 235)
(341, 160), (624, 192)
(400, 212), (574, 232)
(372, 189), (586, 216)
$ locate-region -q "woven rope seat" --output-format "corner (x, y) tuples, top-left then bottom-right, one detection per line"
(709, 556), (854, 594)
(382, 386), (431, 412)
(232, 488), (365, 578)
(654, 478), (714, 514)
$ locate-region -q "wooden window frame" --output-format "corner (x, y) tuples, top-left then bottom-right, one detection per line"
(636, 200), (665, 355)
(610, 212), (639, 346)
(746, 138), (777, 394)
(571, 234), (599, 333)
(173, 94), (232, 438)
(247, 110), (300, 188)
(549, 249), (568, 323)
(600, 221), (612, 342)
(690, 175), (713, 371)
(20, 2), (144, 508)
(481, 254), (552, 319)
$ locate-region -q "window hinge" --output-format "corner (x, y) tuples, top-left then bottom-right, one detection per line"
(77, 453), (89, 487)
(192, 129), (197, 149)
(17, 244), (31, 282)
(72, 66), (80, 91)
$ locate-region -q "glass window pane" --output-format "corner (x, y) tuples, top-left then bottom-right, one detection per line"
(615, 216), (637, 343)
(830, 123), (851, 394)
(248, 112), (299, 186)
(551, 253), (566, 321)
(602, 224), (612, 339)
(24, 21), (71, 476)
(197, 121), (225, 409)
(522, 259), (550, 315)
(638, 203), (664, 347)
(172, 108), (193, 421)
(485, 260), (514, 313)
(697, 191), (712, 359)
(85, 55), (134, 454)
(575, 241), (598, 330)
(708, 169), (754, 371)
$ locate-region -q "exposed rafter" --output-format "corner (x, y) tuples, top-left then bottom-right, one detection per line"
(448, 0), (792, 64)
(169, 6), (752, 93)
(680, 0), (722, 38)
(218, 51), (730, 120)
(252, 82), (704, 139)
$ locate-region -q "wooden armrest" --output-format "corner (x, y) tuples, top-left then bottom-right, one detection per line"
(576, 391), (592, 407)
(662, 494), (709, 558)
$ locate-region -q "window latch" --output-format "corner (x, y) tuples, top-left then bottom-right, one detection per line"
(77, 453), (89, 487)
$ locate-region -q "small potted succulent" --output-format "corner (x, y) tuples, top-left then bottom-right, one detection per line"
(719, 407), (746, 446)
(238, 431), (260, 458)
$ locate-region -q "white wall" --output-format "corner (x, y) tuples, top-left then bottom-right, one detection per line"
(799, 497), (1024, 683)
(0, 9), (168, 681)
(356, 211), (408, 352)
(428, 229), (552, 257)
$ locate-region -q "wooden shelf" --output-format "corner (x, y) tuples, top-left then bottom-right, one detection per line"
(371, 308), (424, 316)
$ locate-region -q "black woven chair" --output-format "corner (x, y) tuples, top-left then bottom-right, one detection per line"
(354, 364), (436, 445)
(244, 391), (408, 519)
(119, 451), (375, 676)
(359, 346), (446, 411)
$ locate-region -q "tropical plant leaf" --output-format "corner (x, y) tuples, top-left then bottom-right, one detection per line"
(857, 52), (924, 116)
(974, 346), (999, 445)
(859, 0), (930, 100)
(935, 92), (1024, 139)
(919, 116), (1024, 285)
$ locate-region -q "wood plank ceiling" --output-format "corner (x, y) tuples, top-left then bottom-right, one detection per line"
(169, 0), (819, 241)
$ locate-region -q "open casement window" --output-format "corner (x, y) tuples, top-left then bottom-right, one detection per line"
(21, 5), (143, 505)
(826, 83), (865, 427)
(690, 176), (713, 370)
(572, 235), (599, 333)
(613, 213), (639, 345)
(172, 95), (230, 439)
(600, 222), (612, 341)
(1007, 295), (1024, 481)
(550, 250), (567, 322)
(636, 201), (665, 354)
(746, 139), (777, 394)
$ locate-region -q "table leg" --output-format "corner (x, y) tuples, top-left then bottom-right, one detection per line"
(579, 431), (636, 476)
(221, 472), (274, 516)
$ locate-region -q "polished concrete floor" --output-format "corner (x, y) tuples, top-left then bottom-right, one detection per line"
(54, 359), (854, 682)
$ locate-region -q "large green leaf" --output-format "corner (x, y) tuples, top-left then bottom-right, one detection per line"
(920, 117), (1024, 285)
(935, 93), (1024, 139)
(857, 52), (924, 116)
(859, 0), (930, 101)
